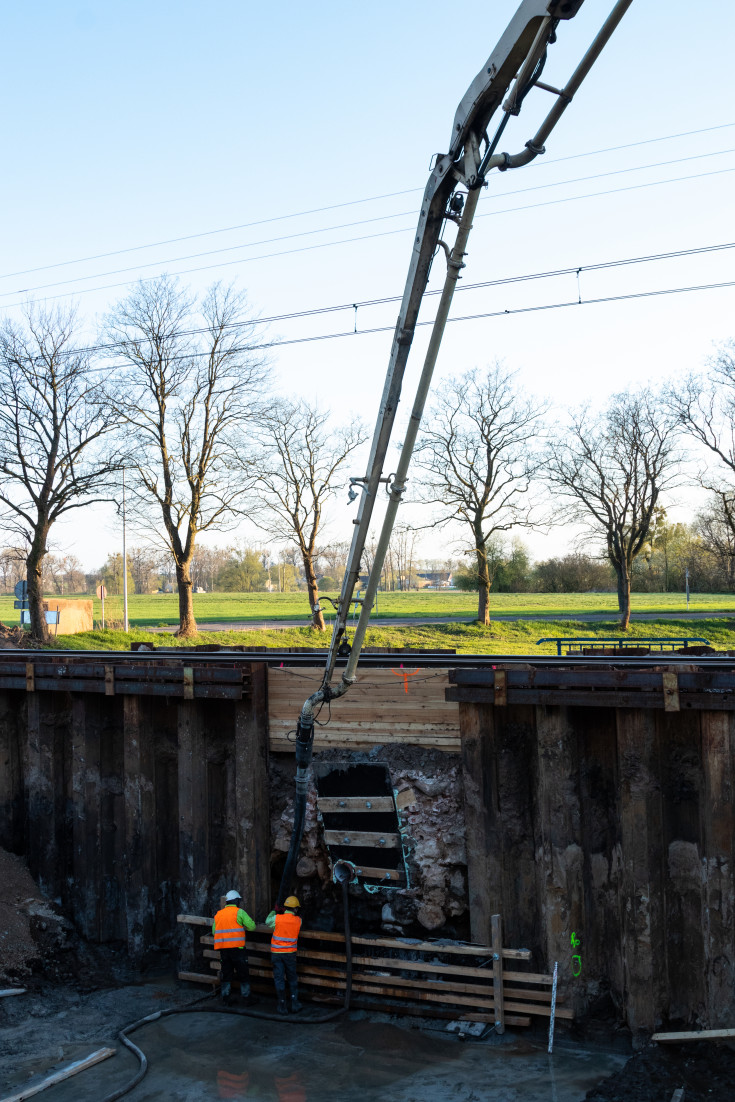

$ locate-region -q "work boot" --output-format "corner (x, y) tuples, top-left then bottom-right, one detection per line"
(289, 993), (303, 1013)
(276, 995), (288, 1015)
(221, 981), (234, 1006)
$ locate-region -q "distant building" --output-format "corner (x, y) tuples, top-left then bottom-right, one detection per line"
(416, 570), (452, 589)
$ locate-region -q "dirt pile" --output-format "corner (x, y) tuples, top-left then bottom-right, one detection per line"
(0, 847), (94, 987)
(0, 622), (26, 649)
(586, 1040), (735, 1102)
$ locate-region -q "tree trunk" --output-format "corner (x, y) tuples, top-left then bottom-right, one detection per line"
(476, 546), (491, 627)
(617, 564), (631, 630)
(26, 529), (50, 644)
(303, 553), (325, 631)
(176, 559), (197, 637)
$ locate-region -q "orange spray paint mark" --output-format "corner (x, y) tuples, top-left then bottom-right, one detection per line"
(392, 668), (420, 694)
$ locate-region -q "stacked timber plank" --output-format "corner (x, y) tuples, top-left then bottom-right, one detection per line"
(268, 666), (460, 751)
(177, 915), (571, 1028)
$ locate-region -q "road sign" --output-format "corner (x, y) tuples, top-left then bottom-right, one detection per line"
(14, 580), (27, 601)
(96, 585), (107, 600)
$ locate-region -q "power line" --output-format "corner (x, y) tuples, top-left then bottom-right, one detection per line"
(1, 121), (733, 283)
(79, 275), (735, 372)
(3, 163), (734, 313)
(258, 278), (735, 349)
(37, 239), (735, 360)
(4, 146), (734, 301)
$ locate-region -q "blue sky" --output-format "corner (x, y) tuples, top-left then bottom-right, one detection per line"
(2, 1), (734, 568)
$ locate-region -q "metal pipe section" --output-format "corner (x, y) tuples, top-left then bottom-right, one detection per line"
(340, 184), (483, 688)
(499, 0), (636, 171)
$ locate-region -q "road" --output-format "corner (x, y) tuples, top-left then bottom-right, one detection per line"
(146, 610), (735, 632)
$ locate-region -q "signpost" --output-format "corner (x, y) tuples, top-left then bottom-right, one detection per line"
(14, 580), (29, 626)
(96, 584), (107, 630)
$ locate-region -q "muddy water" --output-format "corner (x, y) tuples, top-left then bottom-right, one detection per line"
(16, 1012), (627, 1102)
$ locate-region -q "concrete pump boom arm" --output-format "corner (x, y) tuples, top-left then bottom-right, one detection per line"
(276, 0), (634, 904)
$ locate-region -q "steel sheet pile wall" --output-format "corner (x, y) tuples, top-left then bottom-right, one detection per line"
(0, 658), (270, 961)
(448, 665), (735, 1035)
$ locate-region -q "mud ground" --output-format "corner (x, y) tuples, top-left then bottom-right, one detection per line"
(585, 1038), (735, 1102)
(1, 979), (627, 1102)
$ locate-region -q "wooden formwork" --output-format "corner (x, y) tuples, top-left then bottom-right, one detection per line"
(177, 913), (571, 1029)
(268, 665), (460, 752)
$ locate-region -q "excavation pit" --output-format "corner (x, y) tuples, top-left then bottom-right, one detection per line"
(1, 998), (628, 1102)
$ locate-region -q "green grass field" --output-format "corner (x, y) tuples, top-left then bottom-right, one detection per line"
(46, 616), (735, 655)
(3, 589), (735, 628)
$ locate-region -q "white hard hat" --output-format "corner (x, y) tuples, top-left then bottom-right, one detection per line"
(225, 890), (241, 903)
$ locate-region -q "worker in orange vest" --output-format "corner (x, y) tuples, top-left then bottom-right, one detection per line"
(212, 889), (256, 1005)
(265, 896), (302, 1015)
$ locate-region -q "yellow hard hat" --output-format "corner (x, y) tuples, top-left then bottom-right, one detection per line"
(284, 895), (301, 909)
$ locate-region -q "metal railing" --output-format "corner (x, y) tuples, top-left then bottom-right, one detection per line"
(536, 637), (710, 657)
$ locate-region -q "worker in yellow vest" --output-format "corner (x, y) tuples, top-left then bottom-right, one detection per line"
(265, 896), (302, 1015)
(212, 889), (256, 1005)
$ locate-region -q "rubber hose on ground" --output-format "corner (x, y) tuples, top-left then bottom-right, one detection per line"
(99, 877), (354, 1102)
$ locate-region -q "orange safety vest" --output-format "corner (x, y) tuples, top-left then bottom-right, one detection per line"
(271, 911), (301, 953)
(213, 905), (246, 950)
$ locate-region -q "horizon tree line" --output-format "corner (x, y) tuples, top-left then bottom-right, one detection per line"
(1, 278), (734, 638)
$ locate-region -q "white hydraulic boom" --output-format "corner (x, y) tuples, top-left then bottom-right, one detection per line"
(277, 0), (635, 903)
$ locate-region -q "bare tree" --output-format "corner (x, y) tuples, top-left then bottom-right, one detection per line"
(696, 493), (735, 589)
(104, 276), (267, 636)
(0, 546), (27, 594)
(668, 339), (735, 492)
(414, 365), (547, 625)
(0, 306), (119, 641)
(545, 389), (680, 629)
(252, 401), (365, 629)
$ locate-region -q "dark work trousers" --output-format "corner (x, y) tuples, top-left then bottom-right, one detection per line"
(220, 947), (250, 991)
(271, 952), (298, 995)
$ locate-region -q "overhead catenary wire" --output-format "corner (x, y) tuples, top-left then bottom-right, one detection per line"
(2, 120), (733, 283)
(40, 238), (735, 368)
(3, 147), (735, 303)
(29, 237), (735, 360)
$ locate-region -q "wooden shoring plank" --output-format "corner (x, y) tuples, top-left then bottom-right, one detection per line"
(241, 960), (556, 1004)
(323, 829), (401, 848)
(104, 666), (115, 696)
(653, 1028), (735, 1042)
(0, 1048), (116, 1102)
(503, 1000), (573, 1019)
(201, 941), (552, 989)
(662, 671), (680, 712)
(317, 796), (394, 812)
(191, 917), (533, 962)
(178, 913), (212, 926)
(352, 866), (403, 881)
